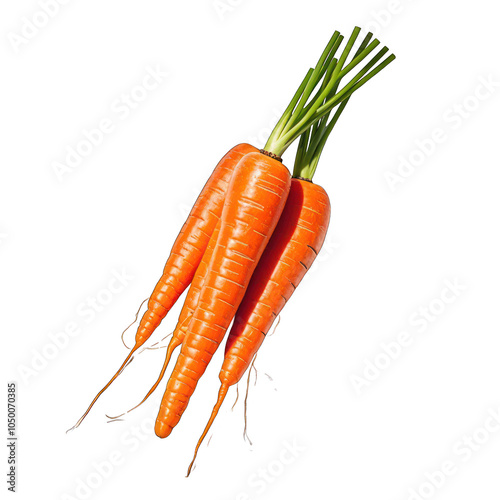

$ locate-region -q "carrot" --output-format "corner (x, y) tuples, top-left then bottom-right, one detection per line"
(186, 178), (330, 473)
(226, 179), (330, 382)
(131, 144), (256, 347)
(155, 28), (396, 445)
(68, 143), (256, 430)
(186, 31), (395, 474)
(105, 32), (343, 418)
(109, 222), (221, 419)
(155, 150), (291, 439)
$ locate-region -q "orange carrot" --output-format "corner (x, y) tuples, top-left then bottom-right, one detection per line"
(156, 28), (395, 444)
(186, 30), (396, 474)
(186, 178), (330, 473)
(68, 143), (257, 430)
(111, 222), (221, 418)
(224, 179), (330, 380)
(155, 151), (291, 438)
(104, 31), (343, 418)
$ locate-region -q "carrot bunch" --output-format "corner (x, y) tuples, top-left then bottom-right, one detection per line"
(69, 27), (395, 474)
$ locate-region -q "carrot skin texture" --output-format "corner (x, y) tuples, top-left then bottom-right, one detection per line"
(135, 143), (258, 347)
(222, 178), (330, 384)
(129, 222), (222, 411)
(186, 179), (330, 472)
(155, 152), (292, 438)
(172, 221), (221, 347)
(68, 144), (256, 430)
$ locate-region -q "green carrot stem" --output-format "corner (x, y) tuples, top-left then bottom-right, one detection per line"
(279, 37), (342, 139)
(264, 27), (395, 158)
(293, 31), (388, 180)
(293, 32), (375, 178)
(269, 68), (314, 144)
(281, 28), (363, 143)
(293, 99), (348, 179)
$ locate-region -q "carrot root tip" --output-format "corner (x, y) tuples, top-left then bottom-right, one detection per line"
(186, 383), (229, 475)
(121, 297), (148, 349)
(67, 348), (138, 431)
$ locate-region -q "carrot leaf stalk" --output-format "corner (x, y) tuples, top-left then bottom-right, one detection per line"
(293, 32), (376, 180)
(264, 27), (395, 158)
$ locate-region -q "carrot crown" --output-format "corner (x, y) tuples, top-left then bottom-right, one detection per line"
(264, 27), (395, 159)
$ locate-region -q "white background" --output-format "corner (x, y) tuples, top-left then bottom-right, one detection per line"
(2, 1), (500, 499)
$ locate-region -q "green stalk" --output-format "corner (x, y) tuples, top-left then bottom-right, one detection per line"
(270, 68), (314, 143)
(281, 33), (344, 137)
(264, 27), (395, 158)
(298, 32), (374, 174)
(283, 28), (364, 140)
(291, 31), (341, 118)
(294, 128), (310, 173)
(293, 99), (348, 179)
(269, 32), (343, 143)
(293, 31), (386, 180)
(276, 50), (395, 155)
(317, 51), (395, 116)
